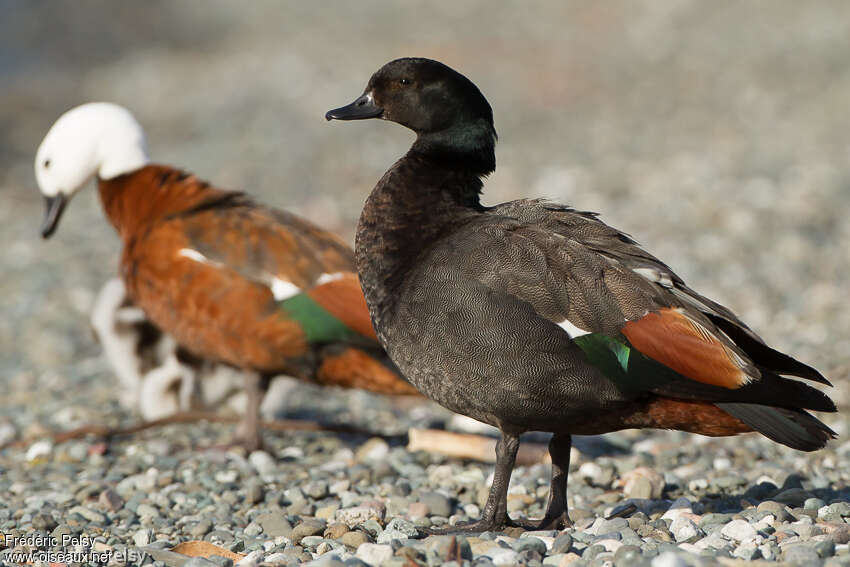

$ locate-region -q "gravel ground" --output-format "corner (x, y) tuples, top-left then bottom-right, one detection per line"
(2, 2), (850, 566)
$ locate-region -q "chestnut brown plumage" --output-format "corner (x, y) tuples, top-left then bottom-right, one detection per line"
(36, 103), (417, 450)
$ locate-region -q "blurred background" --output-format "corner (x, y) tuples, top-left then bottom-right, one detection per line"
(1, 1), (848, 421)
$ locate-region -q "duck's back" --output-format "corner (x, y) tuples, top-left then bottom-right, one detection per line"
(101, 166), (385, 378)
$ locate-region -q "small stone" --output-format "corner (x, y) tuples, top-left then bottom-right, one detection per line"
(407, 502), (428, 519)
(136, 503), (159, 518)
(300, 535), (324, 548)
(557, 552), (583, 565)
(759, 542), (779, 561)
(618, 467), (665, 499)
(189, 519), (213, 538)
(215, 470), (239, 484)
(256, 513), (292, 538)
(587, 516), (628, 536)
(582, 543), (606, 560)
(486, 547), (519, 565)
(513, 537), (547, 555)
(732, 543), (760, 560)
(304, 481), (329, 500)
(290, 519), (327, 544)
(577, 462), (615, 487)
(661, 498), (694, 521)
(551, 533), (573, 554)
(419, 491), (452, 517)
(817, 540), (837, 558)
(797, 523), (825, 539)
(98, 488), (124, 511)
(355, 438), (390, 463)
(651, 551), (689, 567)
(340, 531), (370, 548)
(184, 558), (219, 567)
(133, 528), (153, 547)
(235, 550), (263, 567)
(774, 488), (814, 507)
(757, 501), (793, 521)
(613, 544), (641, 567)
(336, 503), (385, 527)
(670, 517), (700, 542)
(316, 505), (340, 520)
(248, 450), (276, 476)
(32, 513), (57, 531)
(805, 497), (827, 510)
(244, 482), (264, 505)
(0, 421), (16, 445)
(376, 518), (417, 544)
(784, 543), (821, 564)
(26, 439), (53, 461)
(207, 556), (234, 567)
(324, 523), (349, 540)
(67, 505), (106, 524)
(827, 524), (850, 544)
(355, 543), (393, 565)
(721, 519), (757, 542)
(284, 487), (306, 504)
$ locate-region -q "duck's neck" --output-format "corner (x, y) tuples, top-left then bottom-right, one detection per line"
(411, 118), (497, 174)
(98, 164), (227, 240)
(355, 150), (490, 328)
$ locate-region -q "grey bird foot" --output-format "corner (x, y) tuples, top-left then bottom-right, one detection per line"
(507, 513), (573, 531)
(423, 515), (511, 534)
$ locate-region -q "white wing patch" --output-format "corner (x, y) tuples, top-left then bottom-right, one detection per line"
(632, 267), (674, 288)
(269, 277), (301, 301)
(316, 272), (346, 285)
(179, 248), (304, 301)
(557, 319), (591, 339)
(178, 248), (225, 269)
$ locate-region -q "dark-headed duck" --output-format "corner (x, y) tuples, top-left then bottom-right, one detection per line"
(36, 102), (417, 450)
(327, 58), (836, 532)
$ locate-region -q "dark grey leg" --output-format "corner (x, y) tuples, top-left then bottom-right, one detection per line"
(426, 431), (520, 534)
(510, 432), (573, 530)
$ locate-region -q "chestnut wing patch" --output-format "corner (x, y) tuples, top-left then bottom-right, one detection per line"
(621, 307), (752, 389)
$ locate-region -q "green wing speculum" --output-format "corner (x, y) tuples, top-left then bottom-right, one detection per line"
(278, 293), (360, 344)
(572, 333), (683, 396)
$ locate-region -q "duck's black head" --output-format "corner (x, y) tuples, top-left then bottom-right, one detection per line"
(327, 58), (497, 174)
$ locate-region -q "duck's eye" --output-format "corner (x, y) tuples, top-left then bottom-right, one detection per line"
(43, 158), (51, 169)
(399, 78), (411, 86)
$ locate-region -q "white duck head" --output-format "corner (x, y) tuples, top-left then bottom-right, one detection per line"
(35, 102), (150, 237)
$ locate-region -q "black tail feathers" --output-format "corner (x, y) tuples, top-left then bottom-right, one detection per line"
(718, 403), (837, 451)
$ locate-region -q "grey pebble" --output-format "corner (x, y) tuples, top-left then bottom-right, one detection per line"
(290, 518), (327, 543)
(551, 533), (573, 554)
(255, 512), (291, 538)
(184, 557), (219, 567)
(418, 491), (453, 517)
(377, 518), (418, 544)
(784, 543), (822, 564)
(513, 537), (547, 555)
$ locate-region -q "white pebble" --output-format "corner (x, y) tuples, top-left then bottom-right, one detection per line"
(0, 422), (17, 445)
(721, 519), (757, 542)
(671, 517), (699, 542)
(25, 440), (53, 461)
(356, 543), (393, 566)
(249, 450), (276, 476)
(235, 550), (264, 567)
(652, 551), (689, 567)
(215, 470), (238, 483)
